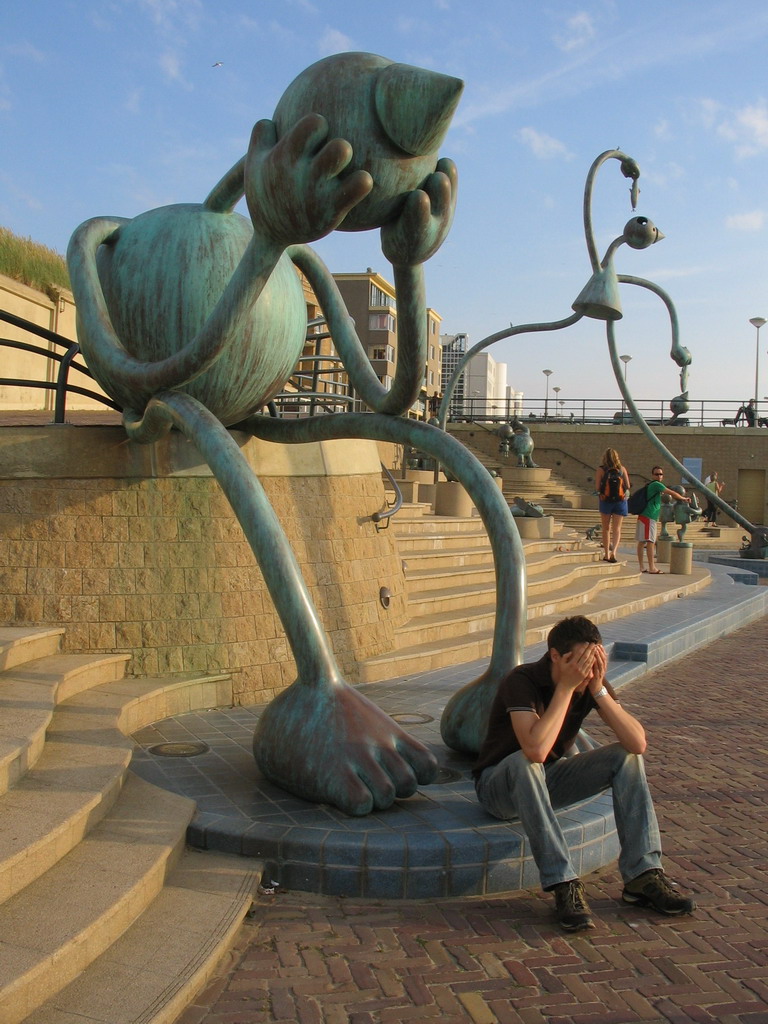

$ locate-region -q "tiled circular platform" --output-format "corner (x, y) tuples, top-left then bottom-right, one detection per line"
(131, 664), (619, 898)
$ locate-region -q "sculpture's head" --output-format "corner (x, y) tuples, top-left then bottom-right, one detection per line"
(272, 52), (463, 231)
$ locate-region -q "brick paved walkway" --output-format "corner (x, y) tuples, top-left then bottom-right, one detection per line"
(179, 616), (768, 1024)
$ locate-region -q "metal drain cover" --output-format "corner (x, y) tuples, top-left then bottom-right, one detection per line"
(391, 712), (434, 725)
(148, 741), (210, 758)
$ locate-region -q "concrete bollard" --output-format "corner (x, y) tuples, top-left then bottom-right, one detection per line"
(434, 481), (474, 517)
(656, 537), (672, 564)
(669, 541), (693, 575)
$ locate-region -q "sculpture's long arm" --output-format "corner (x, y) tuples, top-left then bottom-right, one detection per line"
(617, 275), (690, 371)
(123, 392), (343, 687)
(287, 245), (425, 415)
(437, 313), (583, 429)
(67, 217), (284, 405)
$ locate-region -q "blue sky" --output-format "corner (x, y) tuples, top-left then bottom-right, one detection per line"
(2, 0), (767, 405)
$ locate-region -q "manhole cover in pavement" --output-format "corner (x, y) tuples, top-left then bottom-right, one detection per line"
(391, 713), (434, 725)
(148, 741), (210, 757)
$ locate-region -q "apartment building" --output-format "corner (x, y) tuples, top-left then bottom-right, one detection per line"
(333, 269), (443, 418)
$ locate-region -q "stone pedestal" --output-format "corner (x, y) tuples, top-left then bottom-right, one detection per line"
(514, 516), (555, 539)
(501, 467), (552, 486)
(434, 481), (474, 517)
(669, 542), (693, 575)
(396, 479), (420, 503)
(418, 483), (437, 507)
(656, 537), (672, 564)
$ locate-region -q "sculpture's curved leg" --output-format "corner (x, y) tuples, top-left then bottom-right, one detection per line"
(124, 393), (438, 816)
(241, 412), (527, 754)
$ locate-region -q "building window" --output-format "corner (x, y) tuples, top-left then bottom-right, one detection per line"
(370, 284), (396, 309)
(377, 374), (393, 388)
(369, 345), (395, 362)
(369, 312), (396, 332)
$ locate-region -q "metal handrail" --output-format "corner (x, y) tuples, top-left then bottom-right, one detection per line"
(372, 463), (403, 529)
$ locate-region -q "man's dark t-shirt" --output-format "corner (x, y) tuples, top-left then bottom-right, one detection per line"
(472, 653), (617, 778)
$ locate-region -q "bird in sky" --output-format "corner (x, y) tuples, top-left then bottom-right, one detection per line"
(212, 61), (223, 67)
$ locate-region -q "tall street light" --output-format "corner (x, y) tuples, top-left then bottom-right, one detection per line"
(750, 317), (766, 417)
(542, 369), (553, 421)
(620, 354), (632, 421)
(553, 385), (561, 418)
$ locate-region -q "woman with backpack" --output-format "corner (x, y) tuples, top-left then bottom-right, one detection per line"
(595, 448), (630, 563)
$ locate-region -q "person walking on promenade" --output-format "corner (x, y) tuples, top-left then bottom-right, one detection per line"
(636, 466), (690, 574)
(595, 448), (630, 563)
(703, 471), (724, 525)
(473, 614), (696, 933)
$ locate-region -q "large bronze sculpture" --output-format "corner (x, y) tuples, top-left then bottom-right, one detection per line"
(67, 52), (529, 815)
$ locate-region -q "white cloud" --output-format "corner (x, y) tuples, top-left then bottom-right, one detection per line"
(555, 12), (596, 52)
(718, 100), (768, 157)
(3, 42), (46, 63)
(124, 89), (142, 114)
(158, 50), (191, 89)
(138, 0), (203, 33)
(517, 127), (573, 160)
(725, 209), (765, 232)
(317, 28), (354, 57)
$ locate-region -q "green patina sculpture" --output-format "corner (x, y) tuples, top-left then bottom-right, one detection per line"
(66, 52), (529, 814)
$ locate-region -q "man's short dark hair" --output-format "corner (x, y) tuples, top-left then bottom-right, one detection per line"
(546, 615), (602, 655)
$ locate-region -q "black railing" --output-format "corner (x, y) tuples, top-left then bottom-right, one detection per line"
(0, 310), (121, 420)
(6, 308), (764, 431)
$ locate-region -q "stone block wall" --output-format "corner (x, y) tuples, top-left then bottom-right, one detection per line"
(450, 422), (768, 523)
(0, 426), (407, 705)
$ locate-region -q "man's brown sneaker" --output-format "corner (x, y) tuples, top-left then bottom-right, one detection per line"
(622, 869), (696, 915)
(552, 879), (594, 932)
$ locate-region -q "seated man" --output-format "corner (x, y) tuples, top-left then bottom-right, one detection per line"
(473, 615), (695, 932)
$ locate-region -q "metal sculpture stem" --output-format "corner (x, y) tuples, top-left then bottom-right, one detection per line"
(124, 392), (343, 688)
(437, 313), (583, 432)
(583, 150), (640, 271)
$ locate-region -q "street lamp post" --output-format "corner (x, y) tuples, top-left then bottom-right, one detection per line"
(620, 354), (632, 421)
(553, 385), (561, 418)
(542, 369), (553, 421)
(749, 317), (766, 418)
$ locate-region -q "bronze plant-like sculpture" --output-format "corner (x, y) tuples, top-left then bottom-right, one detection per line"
(67, 52), (528, 815)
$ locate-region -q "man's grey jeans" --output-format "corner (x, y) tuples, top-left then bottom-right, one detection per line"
(475, 742), (662, 890)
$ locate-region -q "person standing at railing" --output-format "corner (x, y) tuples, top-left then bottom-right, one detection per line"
(595, 448), (630, 563)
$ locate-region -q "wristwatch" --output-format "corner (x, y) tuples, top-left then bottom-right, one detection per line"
(593, 686), (609, 700)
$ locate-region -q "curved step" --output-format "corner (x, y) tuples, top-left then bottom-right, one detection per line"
(0, 671), (232, 909)
(0, 773), (193, 1024)
(25, 848), (259, 1024)
(0, 653), (130, 797)
(0, 627), (63, 673)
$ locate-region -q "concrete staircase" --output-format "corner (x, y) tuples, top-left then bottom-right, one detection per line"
(359, 504), (712, 682)
(0, 625), (258, 1024)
